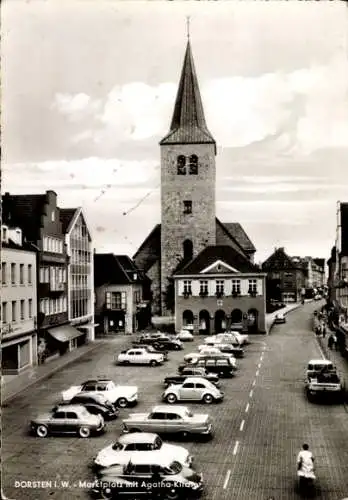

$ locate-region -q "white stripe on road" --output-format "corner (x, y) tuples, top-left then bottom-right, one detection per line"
(249, 389), (253, 398)
(258, 363), (261, 368)
(223, 469), (231, 489)
(240, 419), (245, 431)
(256, 370), (259, 376)
(245, 403), (250, 412)
(252, 379), (256, 386)
(233, 440), (239, 455)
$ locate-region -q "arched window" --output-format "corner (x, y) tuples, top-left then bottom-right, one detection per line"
(189, 155), (198, 175)
(183, 239), (193, 262)
(177, 155), (186, 175)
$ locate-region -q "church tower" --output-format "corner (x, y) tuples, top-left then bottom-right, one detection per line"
(159, 39), (217, 314)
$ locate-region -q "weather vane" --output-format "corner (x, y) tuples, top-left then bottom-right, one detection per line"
(186, 16), (191, 40)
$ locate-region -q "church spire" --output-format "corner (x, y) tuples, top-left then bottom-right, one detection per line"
(160, 39), (216, 149)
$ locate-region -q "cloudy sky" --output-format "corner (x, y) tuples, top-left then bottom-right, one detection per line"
(2, 1), (348, 264)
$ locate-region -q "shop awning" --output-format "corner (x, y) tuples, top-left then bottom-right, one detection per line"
(48, 325), (85, 343)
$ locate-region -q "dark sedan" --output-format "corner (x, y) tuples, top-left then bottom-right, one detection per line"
(133, 336), (183, 351)
(164, 367), (220, 388)
(56, 393), (119, 420)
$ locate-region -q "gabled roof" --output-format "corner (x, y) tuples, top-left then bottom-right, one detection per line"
(262, 247), (298, 271)
(2, 193), (47, 242)
(94, 253), (146, 287)
(60, 208), (77, 233)
(160, 41), (216, 149)
(222, 223), (256, 253)
(174, 245), (261, 276)
(313, 258), (325, 269)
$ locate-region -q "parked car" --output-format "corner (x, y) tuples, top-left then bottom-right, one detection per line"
(163, 377), (224, 405)
(305, 359), (344, 401)
(122, 405), (213, 439)
(30, 404), (105, 438)
(198, 343), (244, 358)
(91, 454), (203, 499)
(133, 336), (183, 351)
(93, 432), (193, 470)
(183, 352), (237, 369)
(178, 357), (235, 378)
(164, 367), (220, 388)
(177, 330), (194, 341)
(61, 379), (138, 408)
(185, 347), (221, 361)
(117, 348), (164, 366)
(204, 333), (242, 346)
(56, 393), (119, 420)
(274, 313), (286, 324)
(142, 345), (169, 361)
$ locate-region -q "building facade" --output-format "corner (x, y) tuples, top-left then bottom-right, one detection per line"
(174, 246), (266, 334)
(262, 248), (307, 303)
(94, 254), (149, 335)
(60, 208), (95, 342)
(3, 191), (88, 363)
(134, 40), (256, 318)
(1, 225), (38, 374)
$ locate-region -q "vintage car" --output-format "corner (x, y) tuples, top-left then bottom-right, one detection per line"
(117, 348), (164, 366)
(182, 352), (237, 370)
(133, 336), (183, 351)
(93, 432), (193, 470)
(163, 377), (224, 405)
(178, 357), (235, 378)
(30, 404), (105, 438)
(274, 313), (286, 324)
(163, 367), (220, 388)
(91, 454), (203, 499)
(305, 359), (344, 401)
(177, 330), (194, 341)
(61, 379), (138, 408)
(56, 393), (119, 420)
(122, 405), (213, 439)
(142, 345), (169, 361)
(204, 333), (242, 346)
(198, 343), (244, 358)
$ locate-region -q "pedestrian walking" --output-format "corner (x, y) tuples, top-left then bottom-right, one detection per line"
(333, 333), (338, 351)
(328, 334), (334, 350)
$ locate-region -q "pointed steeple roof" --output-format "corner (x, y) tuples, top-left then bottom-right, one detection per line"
(160, 41), (216, 150)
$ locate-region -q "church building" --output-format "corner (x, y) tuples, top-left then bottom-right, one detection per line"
(134, 38), (265, 332)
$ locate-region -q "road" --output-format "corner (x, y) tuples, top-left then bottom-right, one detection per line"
(2, 302), (348, 500)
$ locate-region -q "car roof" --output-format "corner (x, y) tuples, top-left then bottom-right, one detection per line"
(54, 404), (86, 412)
(119, 432), (158, 444)
(308, 359), (332, 365)
(82, 379), (111, 384)
(120, 453), (173, 466)
(152, 405), (189, 414)
(183, 377), (209, 384)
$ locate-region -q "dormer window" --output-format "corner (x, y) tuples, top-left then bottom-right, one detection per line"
(177, 155), (186, 175)
(189, 155), (198, 175)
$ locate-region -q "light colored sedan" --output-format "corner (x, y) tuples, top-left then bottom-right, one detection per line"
(94, 432), (193, 469)
(177, 330), (194, 341)
(163, 377), (224, 404)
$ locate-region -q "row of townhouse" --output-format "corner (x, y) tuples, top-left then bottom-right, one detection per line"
(1, 191), (94, 374)
(327, 202), (348, 354)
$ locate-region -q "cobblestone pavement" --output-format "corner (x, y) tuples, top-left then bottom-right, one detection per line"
(2, 302), (348, 500)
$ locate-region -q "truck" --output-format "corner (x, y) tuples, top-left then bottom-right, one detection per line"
(305, 359), (345, 402)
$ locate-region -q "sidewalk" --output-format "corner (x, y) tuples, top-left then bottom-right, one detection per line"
(266, 302), (302, 333)
(1, 336), (129, 404)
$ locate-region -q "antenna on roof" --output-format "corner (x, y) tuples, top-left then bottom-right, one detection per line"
(186, 16), (191, 40)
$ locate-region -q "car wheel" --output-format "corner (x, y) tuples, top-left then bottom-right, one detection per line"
(101, 486), (113, 499)
(164, 489), (179, 500)
(150, 360), (158, 367)
(79, 426), (91, 438)
(203, 393), (214, 404)
(166, 393), (177, 404)
(174, 344), (180, 350)
(36, 425), (48, 438)
(123, 360), (130, 365)
(116, 397), (128, 408)
(180, 430), (190, 439)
